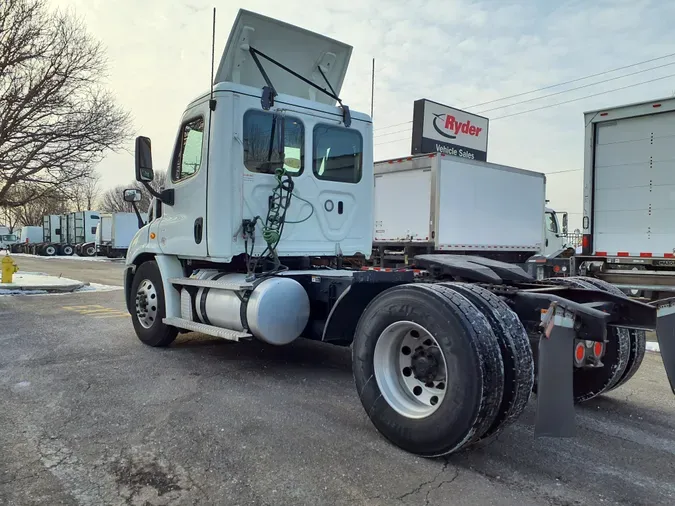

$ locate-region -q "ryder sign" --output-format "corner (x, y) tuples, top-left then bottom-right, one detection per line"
(411, 99), (489, 161)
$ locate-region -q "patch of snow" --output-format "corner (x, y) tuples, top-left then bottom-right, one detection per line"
(0, 288), (48, 296)
(9, 252), (123, 262)
(75, 283), (123, 293)
(646, 342), (660, 353)
(5, 272), (83, 288)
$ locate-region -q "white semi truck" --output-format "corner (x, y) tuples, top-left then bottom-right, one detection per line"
(122, 9), (675, 457)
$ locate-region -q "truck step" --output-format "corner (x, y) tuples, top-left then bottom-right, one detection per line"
(167, 277), (254, 291)
(163, 317), (252, 341)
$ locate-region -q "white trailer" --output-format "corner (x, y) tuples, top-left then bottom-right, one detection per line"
(543, 97), (675, 299)
(120, 9), (674, 459)
(372, 154), (545, 266)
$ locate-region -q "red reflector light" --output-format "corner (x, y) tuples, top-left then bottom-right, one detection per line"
(617, 251), (629, 257)
(575, 344), (585, 363)
(640, 252), (652, 258)
(553, 265), (561, 273)
(593, 342), (604, 357)
(595, 251), (607, 257)
(600, 112), (608, 116)
(582, 235), (590, 249)
(653, 104), (662, 108)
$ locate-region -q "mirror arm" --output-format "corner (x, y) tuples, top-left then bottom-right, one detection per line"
(142, 181), (174, 206)
(130, 201), (146, 229)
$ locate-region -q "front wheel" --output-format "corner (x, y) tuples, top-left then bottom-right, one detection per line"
(352, 283), (504, 457)
(129, 260), (177, 347)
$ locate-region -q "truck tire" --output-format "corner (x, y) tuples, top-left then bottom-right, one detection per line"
(43, 244), (57, 257)
(545, 276), (630, 402)
(607, 329), (646, 392)
(438, 282), (534, 443)
(83, 244), (96, 257)
(564, 276), (647, 393)
(352, 283), (504, 457)
(60, 245), (74, 256)
(129, 260), (177, 347)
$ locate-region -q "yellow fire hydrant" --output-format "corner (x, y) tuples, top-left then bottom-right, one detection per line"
(2, 254), (19, 284)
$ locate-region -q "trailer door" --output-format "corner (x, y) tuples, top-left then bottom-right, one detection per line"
(593, 110), (675, 256)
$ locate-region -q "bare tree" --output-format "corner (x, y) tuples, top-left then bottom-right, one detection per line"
(0, 0), (132, 208)
(5, 187), (69, 227)
(99, 172), (167, 214)
(70, 172), (101, 211)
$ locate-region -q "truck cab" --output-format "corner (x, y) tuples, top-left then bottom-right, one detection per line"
(543, 206), (568, 256)
(0, 234), (18, 250)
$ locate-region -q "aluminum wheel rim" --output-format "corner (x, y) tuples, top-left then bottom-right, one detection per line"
(135, 279), (158, 329)
(373, 321), (448, 419)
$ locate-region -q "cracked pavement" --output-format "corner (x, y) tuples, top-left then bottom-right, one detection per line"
(1, 260), (675, 505)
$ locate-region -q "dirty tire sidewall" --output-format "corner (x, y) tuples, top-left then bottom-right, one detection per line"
(130, 260), (177, 347)
(62, 245), (74, 256)
(352, 283), (502, 457)
(607, 328), (647, 391)
(439, 282), (534, 443)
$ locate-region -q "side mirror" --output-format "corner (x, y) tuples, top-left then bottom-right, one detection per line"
(123, 188), (142, 202)
(135, 136), (154, 182)
(562, 213), (568, 235)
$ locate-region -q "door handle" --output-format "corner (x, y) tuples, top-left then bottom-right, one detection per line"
(194, 217), (203, 244)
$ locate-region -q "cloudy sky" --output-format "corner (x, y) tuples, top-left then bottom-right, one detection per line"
(49, 0), (675, 229)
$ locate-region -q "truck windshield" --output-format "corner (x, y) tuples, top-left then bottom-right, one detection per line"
(313, 125), (362, 183)
(2, 234), (17, 242)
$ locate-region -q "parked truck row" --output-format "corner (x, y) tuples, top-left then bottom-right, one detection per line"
(120, 9), (675, 459)
(7, 211), (143, 258)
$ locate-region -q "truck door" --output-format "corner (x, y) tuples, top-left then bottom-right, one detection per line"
(157, 103), (209, 257)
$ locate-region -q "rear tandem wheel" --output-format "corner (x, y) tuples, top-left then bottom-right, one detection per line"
(352, 283), (533, 457)
(544, 276), (645, 401)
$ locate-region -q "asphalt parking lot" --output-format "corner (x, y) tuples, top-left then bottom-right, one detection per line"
(1, 258), (675, 505)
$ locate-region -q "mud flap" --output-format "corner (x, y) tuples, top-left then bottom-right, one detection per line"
(535, 305), (576, 438)
(656, 304), (675, 394)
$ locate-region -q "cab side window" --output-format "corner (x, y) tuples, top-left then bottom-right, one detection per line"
(243, 110), (304, 175)
(546, 212), (558, 234)
(172, 117), (205, 182)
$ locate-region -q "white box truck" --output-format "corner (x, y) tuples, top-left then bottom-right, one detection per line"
(11, 226), (43, 253)
(372, 154), (545, 266)
(96, 214), (113, 255)
(97, 212), (145, 258)
(120, 8), (674, 459)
